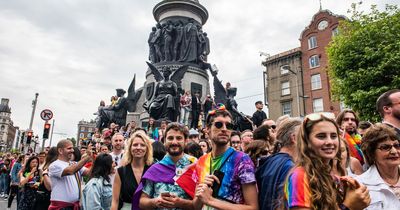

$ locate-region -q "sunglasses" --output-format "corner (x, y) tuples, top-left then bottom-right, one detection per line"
(213, 121), (234, 130)
(305, 112), (336, 122)
(377, 143), (400, 152)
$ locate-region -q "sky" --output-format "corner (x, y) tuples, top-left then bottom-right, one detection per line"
(0, 0), (398, 146)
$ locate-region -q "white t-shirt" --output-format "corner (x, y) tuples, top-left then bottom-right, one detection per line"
(110, 151), (124, 167)
(49, 159), (84, 203)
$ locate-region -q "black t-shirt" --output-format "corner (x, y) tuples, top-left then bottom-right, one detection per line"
(117, 164), (149, 204)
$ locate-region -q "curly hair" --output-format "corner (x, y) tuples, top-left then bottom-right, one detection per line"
(295, 115), (344, 209)
(361, 123), (398, 166)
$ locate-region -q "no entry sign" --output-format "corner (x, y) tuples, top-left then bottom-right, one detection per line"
(40, 109), (53, 121)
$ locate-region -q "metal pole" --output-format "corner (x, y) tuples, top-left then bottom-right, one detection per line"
(295, 74), (301, 117)
(49, 119), (55, 147)
(29, 93), (39, 130)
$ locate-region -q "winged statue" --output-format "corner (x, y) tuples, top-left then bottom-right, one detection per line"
(212, 68), (254, 131)
(144, 62), (188, 121)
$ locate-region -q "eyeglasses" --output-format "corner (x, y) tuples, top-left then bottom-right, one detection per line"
(305, 112), (336, 121)
(213, 121), (234, 130)
(390, 102), (400, 106)
(377, 143), (400, 151)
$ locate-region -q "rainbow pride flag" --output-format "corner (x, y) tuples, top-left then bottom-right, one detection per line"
(343, 132), (365, 165)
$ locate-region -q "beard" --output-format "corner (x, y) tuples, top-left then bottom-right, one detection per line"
(167, 144), (183, 156)
(393, 109), (400, 121)
(211, 135), (229, 146)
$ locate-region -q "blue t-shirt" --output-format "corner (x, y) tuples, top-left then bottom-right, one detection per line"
(255, 152), (294, 210)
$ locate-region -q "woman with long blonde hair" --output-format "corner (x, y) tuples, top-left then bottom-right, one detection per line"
(111, 131), (153, 210)
(283, 113), (370, 210)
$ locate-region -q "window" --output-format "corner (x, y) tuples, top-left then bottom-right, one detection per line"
(309, 55), (320, 68)
(282, 101), (292, 116)
(281, 81), (290, 96)
(332, 27), (339, 36)
(88, 128), (93, 132)
(313, 98), (324, 112)
(308, 36), (317, 49)
(80, 126), (85, 132)
(79, 133), (84, 139)
(311, 74), (322, 90)
(280, 65), (290, 75)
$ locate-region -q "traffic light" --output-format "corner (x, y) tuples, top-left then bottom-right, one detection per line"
(20, 132), (25, 144)
(43, 123), (51, 139)
(27, 131), (33, 144)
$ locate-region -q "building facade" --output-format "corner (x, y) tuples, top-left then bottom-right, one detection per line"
(262, 10), (346, 119)
(263, 48), (304, 120)
(0, 98), (16, 152)
(300, 10), (345, 115)
(77, 120), (96, 146)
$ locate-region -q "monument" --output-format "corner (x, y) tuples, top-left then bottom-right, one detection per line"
(139, 0), (212, 123)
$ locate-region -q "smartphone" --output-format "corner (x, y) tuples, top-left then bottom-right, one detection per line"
(161, 192), (171, 197)
(212, 170), (225, 198)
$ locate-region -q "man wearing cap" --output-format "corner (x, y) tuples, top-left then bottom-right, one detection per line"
(252, 101), (267, 128)
(188, 129), (200, 143)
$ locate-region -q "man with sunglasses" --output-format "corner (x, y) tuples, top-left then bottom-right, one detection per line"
(336, 109), (365, 166)
(252, 101), (267, 128)
(110, 133), (124, 167)
(377, 89), (400, 139)
(193, 109), (258, 210)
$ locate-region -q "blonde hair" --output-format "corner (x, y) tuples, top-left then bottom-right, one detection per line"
(123, 131), (153, 166)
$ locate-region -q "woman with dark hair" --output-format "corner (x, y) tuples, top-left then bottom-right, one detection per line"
(19, 156), (41, 210)
(198, 139), (211, 154)
(184, 142), (203, 158)
(283, 112), (370, 210)
(245, 140), (270, 167)
(71, 147), (82, 162)
(82, 153), (114, 210)
(152, 141), (166, 163)
(34, 147), (57, 210)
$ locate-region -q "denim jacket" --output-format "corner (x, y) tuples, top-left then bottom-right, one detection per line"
(82, 176), (112, 210)
(10, 162), (22, 184)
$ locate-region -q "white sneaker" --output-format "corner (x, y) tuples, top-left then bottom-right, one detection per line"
(0, 193), (4, 197)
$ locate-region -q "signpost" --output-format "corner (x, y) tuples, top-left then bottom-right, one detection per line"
(40, 109), (53, 151)
(40, 109), (53, 121)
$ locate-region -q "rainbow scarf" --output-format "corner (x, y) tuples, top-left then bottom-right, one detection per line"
(132, 154), (196, 210)
(343, 132), (364, 165)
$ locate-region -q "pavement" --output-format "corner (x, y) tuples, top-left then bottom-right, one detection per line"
(0, 197), (16, 210)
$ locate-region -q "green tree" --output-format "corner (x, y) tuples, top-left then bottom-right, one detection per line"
(327, 3), (400, 122)
(67, 137), (77, 146)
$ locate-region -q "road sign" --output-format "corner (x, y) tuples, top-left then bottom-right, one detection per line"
(40, 109), (53, 121)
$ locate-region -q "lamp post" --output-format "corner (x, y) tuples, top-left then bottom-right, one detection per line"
(287, 68), (301, 117)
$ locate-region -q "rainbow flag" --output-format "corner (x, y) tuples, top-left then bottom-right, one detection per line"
(284, 167), (311, 208)
(343, 132), (365, 165)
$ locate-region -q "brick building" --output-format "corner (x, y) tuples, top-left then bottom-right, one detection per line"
(262, 10), (346, 118)
(300, 10), (345, 115)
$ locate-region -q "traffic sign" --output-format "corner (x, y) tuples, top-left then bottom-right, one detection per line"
(40, 109), (53, 121)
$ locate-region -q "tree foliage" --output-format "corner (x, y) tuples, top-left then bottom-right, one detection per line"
(327, 3), (400, 122)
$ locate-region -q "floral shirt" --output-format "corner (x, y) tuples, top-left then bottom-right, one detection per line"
(142, 154), (195, 210)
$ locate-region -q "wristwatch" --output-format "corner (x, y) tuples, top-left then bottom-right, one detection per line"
(339, 204), (350, 210)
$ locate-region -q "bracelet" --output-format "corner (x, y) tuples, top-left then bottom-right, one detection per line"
(339, 204), (350, 210)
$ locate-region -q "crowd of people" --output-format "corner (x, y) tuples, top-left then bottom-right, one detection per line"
(0, 88), (399, 210)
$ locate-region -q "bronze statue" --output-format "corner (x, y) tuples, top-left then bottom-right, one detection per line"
(96, 75), (142, 130)
(212, 69), (253, 131)
(144, 62), (188, 121)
